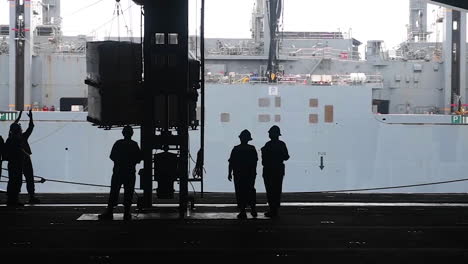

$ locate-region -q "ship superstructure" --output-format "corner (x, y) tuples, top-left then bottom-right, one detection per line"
(1, 0), (468, 195)
(1, 0), (467, 114)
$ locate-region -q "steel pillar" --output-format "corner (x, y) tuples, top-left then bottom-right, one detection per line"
(140, 0), (190, 217)
(9, 0), (17, 111)
(460, 11), (467, 108)
(8, 0), (32, 111)
(24, 0), (32, 111)
(443, 8), (466, 113)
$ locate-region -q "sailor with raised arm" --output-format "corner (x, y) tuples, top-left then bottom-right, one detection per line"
(0, 135), (4, 181)
(5, 110), (40, 206)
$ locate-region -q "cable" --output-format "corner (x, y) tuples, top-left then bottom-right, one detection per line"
(189, 181), (196, 195)
(88, 3), (134, 36)
(119, 2), (131, 40)
(66, 0), (106, 17)
(2, 168), (468, 193)
(29, 106), (89, 146)
(316, 178), (468, 193)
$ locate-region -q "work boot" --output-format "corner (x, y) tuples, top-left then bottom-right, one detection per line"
(29, 196), (41, 204)
(98, 210), (113, 220)
(123, 207), (132, 221)
(123, 213), (132, 221)
(250, 206), (258, 218)
(237, 211), (247, 220)
(264, 211), (278, 218)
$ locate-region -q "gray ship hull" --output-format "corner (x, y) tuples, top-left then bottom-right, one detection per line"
(1, 84), (468, 194)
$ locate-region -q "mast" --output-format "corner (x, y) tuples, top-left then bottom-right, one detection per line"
(265, 0), (282, 81)
(408, 0), (429, 42)
(9, 0), (33, 111)
(42, 0), (61, 27)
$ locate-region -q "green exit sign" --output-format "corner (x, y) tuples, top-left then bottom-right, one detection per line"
(0, 112), (17, 121)
(451, 115), (468, 124)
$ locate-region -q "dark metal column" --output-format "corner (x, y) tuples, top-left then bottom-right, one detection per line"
(140, 0), (190, 217)
(451, 10), (461, 112)
(14, 0), (25, 111)
(200, 0), (205, 197)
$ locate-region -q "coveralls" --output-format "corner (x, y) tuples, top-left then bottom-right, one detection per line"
(5, 122), (35, 203)
(261, 139), (289, 215)
(0, 136), (4, 180)
(107, 139), (142, 211)
(229, 144), (258, 210)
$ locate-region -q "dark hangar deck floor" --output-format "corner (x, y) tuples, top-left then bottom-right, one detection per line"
(1, 193), (468, 263)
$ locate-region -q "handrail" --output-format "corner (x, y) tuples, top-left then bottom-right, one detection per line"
(205, 73), (384, 85)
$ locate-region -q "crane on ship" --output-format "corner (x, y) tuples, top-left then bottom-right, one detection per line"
(266, 0), (283, 82)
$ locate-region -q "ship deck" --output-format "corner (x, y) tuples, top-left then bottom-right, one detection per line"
(1, 192), (468, 263)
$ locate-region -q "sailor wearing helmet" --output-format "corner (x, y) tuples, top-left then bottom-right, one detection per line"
(261, 125), (289, 218)
(228, 129), (258, 219)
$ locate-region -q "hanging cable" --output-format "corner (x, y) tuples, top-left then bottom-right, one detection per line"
(128, 0), (134, 42)
(116, 1), (121, 41)
(88, 3), (134, 37)
(66, 0), (106, 17)
(2, 166), (468, 193)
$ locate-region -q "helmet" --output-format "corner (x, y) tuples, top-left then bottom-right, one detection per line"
(122, 125), (134, 137)
(268, 125), (281, 136)
(9, 123), (22, 135)
(239, 129), (253, 141)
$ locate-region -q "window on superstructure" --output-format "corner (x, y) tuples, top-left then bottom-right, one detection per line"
(258, 114), (271, 123)
(325, 105), (334, 123)
(169, 33), (179, 45)
(275, 115), (281, 122)
(155, 33), (165, 45)
(258, 98), (270, 107)
(309, 114), (318, 124)
(220, 113), (230, 123)
(275, 97), (281, 108)
(0, 26), (9, 35)
(309, 99), (319, 108)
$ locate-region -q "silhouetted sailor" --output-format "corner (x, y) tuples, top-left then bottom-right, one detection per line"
(99, 126), (142, 221)
(0, 135), (4, 181)
(261, 125), (289, 218)
(154, 145), (178, 199)
(228, 129), (258, 219)
(4, 110), (39, 206)
(5, 123), (25, 206)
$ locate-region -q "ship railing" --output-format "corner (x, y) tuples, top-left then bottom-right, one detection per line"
(280, 47), (360, 60)
(205, 73), (268, 84)
(204, 73), (384, 85)
(331, 74), (384, 85)
(207, 46), (263, 56)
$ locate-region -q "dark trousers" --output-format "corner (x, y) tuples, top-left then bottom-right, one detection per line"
(263, 168), (284, 214)
(6, 157), (35, 202)
(7, 164), (22, 203)
(107, 171), (136, 211)
(23, 157), (35, 196)
(234, 174), (256, 210)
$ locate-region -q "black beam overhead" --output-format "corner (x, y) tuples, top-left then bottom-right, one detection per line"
(430, 0), (468, 10)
